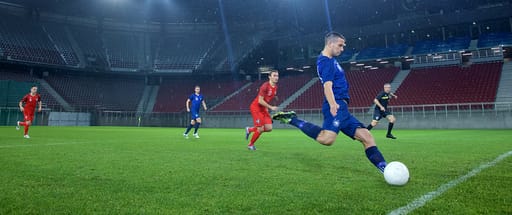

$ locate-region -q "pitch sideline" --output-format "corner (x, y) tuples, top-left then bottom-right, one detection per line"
(388, 150), (512, 215)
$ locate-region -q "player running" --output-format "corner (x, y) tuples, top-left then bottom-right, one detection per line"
(183, 85), (207, 139)
(272, 32), (388, 172)
(16, 86), (42, 138)
(366, 83), (398, 139)
(245, 70), (279, 151)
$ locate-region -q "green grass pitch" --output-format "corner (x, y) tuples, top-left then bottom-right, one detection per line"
(1, 126), (511, 214)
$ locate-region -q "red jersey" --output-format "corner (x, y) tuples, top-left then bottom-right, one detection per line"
(21, 93), (41, 112)
(250, 81), (277, 111)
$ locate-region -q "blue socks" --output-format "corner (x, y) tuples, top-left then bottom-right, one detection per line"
(184, 124), (193, 134)
(365, 146), (387, 173)
(290, 117), (322, 140)
(194, 122), (201, 134)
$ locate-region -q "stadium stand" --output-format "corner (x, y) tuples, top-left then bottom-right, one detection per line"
(211, 74), (313, 111)
(153, 33), (214, 71)
(103, 31), (141, 69)
(356, 44), (408, 60)
(477, 32), (512, 48)
(393, 62), (503, 106)
(209, 80), (265, 111)
(339, 49), (355, 62)
(153, 78), (249, 112)
(0, 71), (60, 108)
(44, 75), (145, 111)
(42, 23), (80, 66)
(287, 67), (400, 109)
(68, 27), (109, 67)
(412, 37), (470, 55)
(0, 14), (65, 65)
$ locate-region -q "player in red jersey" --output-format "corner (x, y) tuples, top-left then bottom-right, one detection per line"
(245, 70), (279, 150)
(16, 86), (42, 138)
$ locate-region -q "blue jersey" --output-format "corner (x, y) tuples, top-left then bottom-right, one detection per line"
(316, 55), (350, 102)
(189, 93), (204, 113)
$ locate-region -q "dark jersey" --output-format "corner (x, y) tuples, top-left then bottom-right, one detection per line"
(189, 93), (204, 113)
(317, 54), (350, 102)
(375, 91), (391, 110)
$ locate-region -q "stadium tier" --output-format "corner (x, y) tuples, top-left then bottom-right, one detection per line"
(44, 75), (145, 111)
(43, 23), (80, 66)
(356, 44), (408, 60)
(0, 14), (65, 65)
(0, 71), (60, 108)
(153, 33), (215, 71)
(104, 31), (141, 69)
(477, 32), (512, 48)
(412, 37), (470, 55)
(393, 62), (502, 106)
(211, 74), (313, 111)
(69, 27), (108, 67)
(339, 49), (355, 62)
(153, 78), (249, 112)
(287, 67), (400, 109)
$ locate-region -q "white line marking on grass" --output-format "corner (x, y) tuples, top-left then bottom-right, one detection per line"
(0, 141), (89, 148)
(388, 150), (512, 215)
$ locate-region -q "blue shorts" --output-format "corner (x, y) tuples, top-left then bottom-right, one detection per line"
(190, 111), (200, 120)
(322, 99), (365, 139)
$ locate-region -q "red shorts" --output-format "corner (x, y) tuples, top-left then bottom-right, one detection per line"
(250, 107), (272, 127)
(24, 111), (34, 122)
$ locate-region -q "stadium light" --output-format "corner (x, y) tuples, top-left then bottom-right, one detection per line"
(356, 63), (365, 66)
(380, 61), (389, 64)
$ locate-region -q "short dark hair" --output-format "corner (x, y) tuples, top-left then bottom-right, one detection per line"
(268, 70), (279, 76)
(195, 85), (200, 89)
(324, 32), (345, 45)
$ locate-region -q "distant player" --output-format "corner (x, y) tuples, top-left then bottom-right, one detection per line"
(183, 86), (207, 139)
(366, 83), (398, 139)
(273, 32), (387, 173)
(16, 86), (42, 138)
(245, 70), (279, 151)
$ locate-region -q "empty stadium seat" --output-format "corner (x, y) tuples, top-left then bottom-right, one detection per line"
(393, 62), (502, 106)
(287, 67), (400, 109)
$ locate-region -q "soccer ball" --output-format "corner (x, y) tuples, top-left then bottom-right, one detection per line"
(383, 161), (409, 186)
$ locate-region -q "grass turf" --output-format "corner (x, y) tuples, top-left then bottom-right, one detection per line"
(0, 126), (511, 214)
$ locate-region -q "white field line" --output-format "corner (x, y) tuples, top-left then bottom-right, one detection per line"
(388, 150), (512, 215)
(0, 141), (91, 148)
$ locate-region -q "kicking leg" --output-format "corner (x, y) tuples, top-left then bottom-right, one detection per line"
(354, 128), (387, 172)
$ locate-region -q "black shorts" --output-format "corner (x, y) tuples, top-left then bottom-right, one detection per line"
(373, 109), (392, 121)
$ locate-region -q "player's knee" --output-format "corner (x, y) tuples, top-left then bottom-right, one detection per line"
(263, 125), (272, 132)
(317, 135), (335, 146)
(256, 127), (265, 133)
(371, 121), (378, 126)
(389, 116), (396, 123)
(190, 121), (196, 125)
(26, 121), (32, 125)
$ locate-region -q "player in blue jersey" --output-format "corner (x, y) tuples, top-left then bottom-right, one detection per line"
(183, 85), (208, 139)
(273, 32), (388, 173)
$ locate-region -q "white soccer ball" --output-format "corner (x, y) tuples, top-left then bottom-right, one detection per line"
(383, 161), (409, 186)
